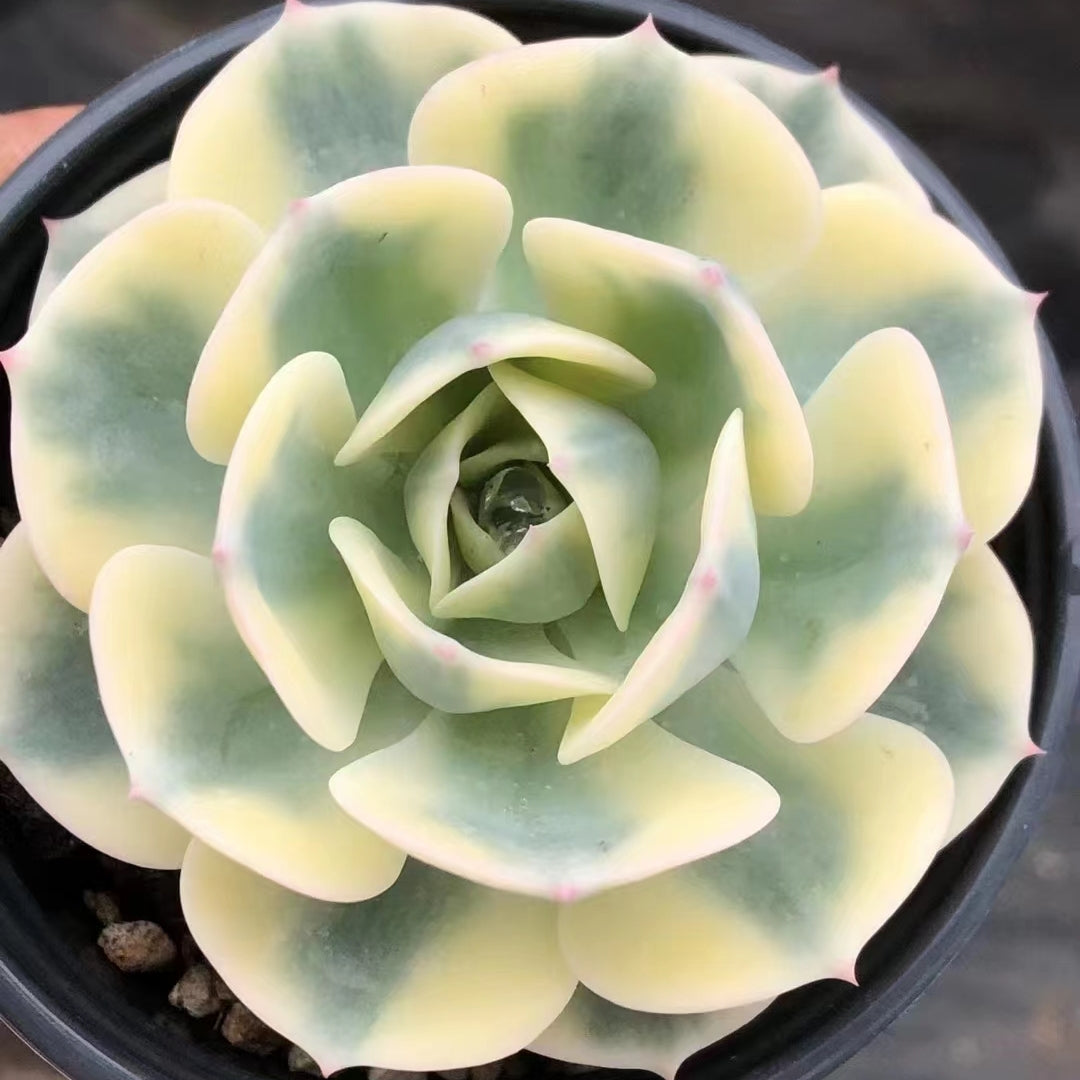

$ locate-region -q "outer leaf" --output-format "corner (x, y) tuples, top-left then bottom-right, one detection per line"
(874, 543), (1037, 841)
(337, 311), (654, 464)
(754, 182), (1042, 540)
(701, 57), (928, 208)
(491, 362), (660, 631)
(181, 842), (576, 1074)
(559, 410), (759, 763)
(0, 525), (189, 869)
(330, 699), (778, 900)
(558, 668), (953, 1013)
(168, 1), (518, 228)
(410, 22), (821, 305)
(330, 516), (617, 712)
(733, 327), (967, 743)
(91, 545), (412, 903)
(32, 162), (169, 322)
(524, 217), (813, 518)
(7, 202), (263, 610)
(530, 986), (771, 1080)
(187, 166), (512, 464)
(216, 351), (408, 751)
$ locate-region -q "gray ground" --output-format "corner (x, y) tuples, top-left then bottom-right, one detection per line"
(0, 1), (1078, 1078)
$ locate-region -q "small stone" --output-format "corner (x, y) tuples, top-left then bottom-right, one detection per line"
(83, 890), (122, 926)
(288, 1045), (322, 1075)
(369, 1070), (427, 1080)
(220, 1002), (287, 1056)
(98, 921), (177, 973)
(469, 1062), (503, 1080)
(168, 964), (228, 1019)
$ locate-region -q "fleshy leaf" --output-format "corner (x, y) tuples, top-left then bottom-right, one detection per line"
(435, 504), (598, 623)
(558, 668), (953, 1012)
(337, 311), (654, 465)
(8, 202), (263, 610)
(168, 1), (518, 228)
(491, 362), (660, 630)
(216, 351), (410, 751)
(530, 986), (771, 1080)
(330, 699), (778, 900)
(559, 410), (759, 763)
(32, 162), (169, 322)
(0, 525), (188, 868)
(523, 217), (812, 517)
(874, 543), (1036, 841)
(330, 516), (618, 712)
(753, 182), (1042, 540)
(181, 843), (575, 1074)
(410, 22), (821, 305)
(91, 544), (413, 902)
(405, 383), (509, 610)
(187, 166), (512, 464)
(701, 57), (928, 208)
(733, 327), (967, 743)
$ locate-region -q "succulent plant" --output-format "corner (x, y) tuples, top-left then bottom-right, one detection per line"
(0, 2), (1044, 1076)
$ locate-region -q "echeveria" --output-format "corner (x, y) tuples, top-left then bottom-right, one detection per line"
(0, 2), (1043, 1075)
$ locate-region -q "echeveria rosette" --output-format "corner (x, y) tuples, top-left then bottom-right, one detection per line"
(0, 2), (1045, 1076)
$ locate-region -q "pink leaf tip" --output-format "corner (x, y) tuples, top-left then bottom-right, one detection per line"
(821, 63), (841, 84)
(1020, 739), (1046, 760)
(552, 884), (580, 903)
(128, 784), (146, 802)
(282, 0), (307, 18)
(0, 347), (21, 374)
(211, 544), (229, 568)
(632, 14), (660, 38)
(956, 522), (975, 552)
(41, 216), (61, 239)
(471, 341), (494, 362)
(696, 567), (719, 593)
(700, 262), (726, 290)
(1027, 289), (1049, 314)
(832, 960), (859, 986)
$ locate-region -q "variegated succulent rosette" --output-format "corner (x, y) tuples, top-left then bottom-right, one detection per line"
(0, 2), (1043, 1076)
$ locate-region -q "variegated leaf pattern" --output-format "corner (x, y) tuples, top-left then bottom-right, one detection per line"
(331, 699), (778, 900)
(410, 21), (822, 305)
(559, 667), (953, 1012)
(0, 525), (189, 868)
(531, 987), (772, 1080)
(182, 841), (575, 1073)
(701, 56), (928, 208)
(169, 1), (518, 228)
(8, 202), (263, 610)
(752, 182), (1042, 541)
(0, 7), (1045, 1075)
(91, 544), (412, 902)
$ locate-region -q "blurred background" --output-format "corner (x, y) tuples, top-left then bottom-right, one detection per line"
(0, 1), (1077, 1078)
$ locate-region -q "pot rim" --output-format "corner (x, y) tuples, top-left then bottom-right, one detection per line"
(1, 3), (1078, 1080)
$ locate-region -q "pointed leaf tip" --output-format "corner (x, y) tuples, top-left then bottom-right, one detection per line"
(281, 0), (307, 18)
(822, 63), (841, 83)
(1028, 289), (1050, 312)
(957, 522), (975, 552)
(1021, 739), (1046, 759)
(41, 216), (60, 238)
(833, 961), (859, 986)
(699, 262), (726, 289)
(634, 14), (660, 37)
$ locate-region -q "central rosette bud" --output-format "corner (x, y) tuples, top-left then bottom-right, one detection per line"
(473, 462), (568, 556)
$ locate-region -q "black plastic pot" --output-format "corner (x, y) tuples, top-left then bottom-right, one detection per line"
(0, 1), (1077, 1079)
